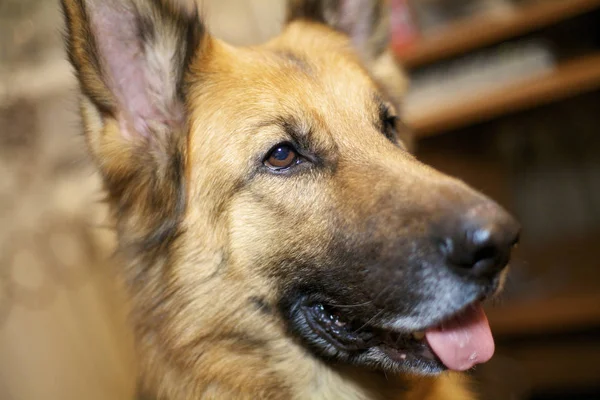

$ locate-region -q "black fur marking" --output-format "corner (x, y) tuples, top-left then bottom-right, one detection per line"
(286, 0), (390, 59)
(249, 296), (274, 316)
(60, 0), (206, 278)
(61, 0), (206, 111)
(135, 11), (156, 44)
(61, 0), (115, 115)
(273, 50), (314, 75)
(139, 0), (207, 99)
(376, 100), (399, 145)
(136, 147), (187, 254)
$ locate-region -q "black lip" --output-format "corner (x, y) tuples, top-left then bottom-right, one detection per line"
(289, 290), (494, 375)
(298, 302), (446, 374)
(301, 304), (376, 351)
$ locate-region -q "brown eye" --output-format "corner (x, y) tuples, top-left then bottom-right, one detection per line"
(265, 144), (298, 170)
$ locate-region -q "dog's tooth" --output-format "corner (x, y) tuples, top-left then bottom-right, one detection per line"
(412, 331), (425, 340)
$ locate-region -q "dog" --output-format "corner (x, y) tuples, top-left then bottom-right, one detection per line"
(61, 0), (520, 398)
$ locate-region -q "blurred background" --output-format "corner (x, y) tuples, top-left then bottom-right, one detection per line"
(0, 0), (599, 399)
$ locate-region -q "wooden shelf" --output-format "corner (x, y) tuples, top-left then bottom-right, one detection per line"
(406, 54), (600, 137)
(487, 292), (600, 337)
(395, 0), (600, 68)
(484, 332), (600, 394)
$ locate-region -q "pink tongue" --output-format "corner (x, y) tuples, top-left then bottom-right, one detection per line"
(424, 304), (494, 371)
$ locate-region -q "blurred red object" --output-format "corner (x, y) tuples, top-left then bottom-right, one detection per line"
(390, 0), (420, 53)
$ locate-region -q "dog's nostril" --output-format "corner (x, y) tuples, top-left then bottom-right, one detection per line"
(472, 244), (498, 265)
(440, 204), (520, 278)
(446, 238), (499, 271)
(511, 232), (521, 247)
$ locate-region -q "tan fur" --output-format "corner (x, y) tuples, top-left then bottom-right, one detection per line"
(61, 1), (482, 399)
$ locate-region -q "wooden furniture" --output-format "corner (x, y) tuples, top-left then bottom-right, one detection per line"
(396, 0), (600, 136)
(402, 3), (600, 397)
(395, 0), (600, 67)
(410, 54), (600, 136)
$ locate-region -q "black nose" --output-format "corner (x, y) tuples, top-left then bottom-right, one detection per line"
(440, 202), (520, 278)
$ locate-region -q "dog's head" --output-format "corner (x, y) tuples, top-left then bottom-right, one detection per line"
(62, 0), (519, 382)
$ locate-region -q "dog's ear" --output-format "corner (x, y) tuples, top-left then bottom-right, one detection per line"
(286, 0), (412, 149)
(286, 0), (390, 61)
(61, 0), (207, 249)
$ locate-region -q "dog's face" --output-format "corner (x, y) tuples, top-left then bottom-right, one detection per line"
(62, 0), (519, 384)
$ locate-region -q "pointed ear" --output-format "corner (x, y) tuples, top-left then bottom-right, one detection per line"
(286, 0), (411, 149)
(62, 0), (205, 143)
(286, 0), (390, 61)
(61, 0), (207, 249)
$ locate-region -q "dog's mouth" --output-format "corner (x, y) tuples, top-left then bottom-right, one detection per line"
(298, 300), (494, 374)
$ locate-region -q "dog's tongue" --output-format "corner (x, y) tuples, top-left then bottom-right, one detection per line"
(424, 304), (494, 371)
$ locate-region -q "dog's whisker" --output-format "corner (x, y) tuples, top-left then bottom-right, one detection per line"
(327, 300), (373, 308)
(352, 309), (385, 334)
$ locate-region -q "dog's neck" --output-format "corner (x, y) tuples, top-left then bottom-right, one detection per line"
(134, 332), (474, 400)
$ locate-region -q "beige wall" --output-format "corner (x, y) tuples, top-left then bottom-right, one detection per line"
(0, 90), (136, 399)
(0, 1), (283, 399)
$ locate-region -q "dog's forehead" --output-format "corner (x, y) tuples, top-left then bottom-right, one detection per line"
(186, 28), (382, 141)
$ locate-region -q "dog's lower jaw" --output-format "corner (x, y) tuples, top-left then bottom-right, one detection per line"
(133, 330), (475, 400)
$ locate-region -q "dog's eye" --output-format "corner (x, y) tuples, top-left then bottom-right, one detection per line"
(379, 101), (400, 143)
(265, 143), (299, 170)
(383, 115), (398, 141)
(384, 115), (397, 131)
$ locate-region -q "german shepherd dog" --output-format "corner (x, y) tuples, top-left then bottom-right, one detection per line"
(61, 0), (520, 398)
